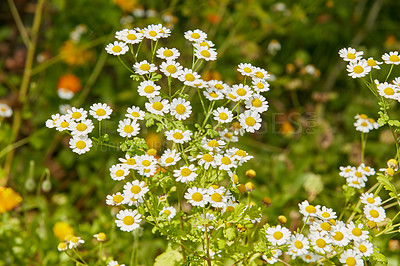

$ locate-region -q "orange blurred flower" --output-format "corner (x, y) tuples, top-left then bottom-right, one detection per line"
(280, 121), (295, 137)
(202, 69), (222, 81)
(207, 13), (221, 24)
(0, 187), (22, 213)
(58, 74), (82, 93)
(60, 40), (93, 66)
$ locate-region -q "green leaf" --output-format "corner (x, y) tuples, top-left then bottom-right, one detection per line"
(377, 173), (399, 201)
(371, 252), (388, 264)
(154, 247), (183, 266)
(388, 120), (400, 127)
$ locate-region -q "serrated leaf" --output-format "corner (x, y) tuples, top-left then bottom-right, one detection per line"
(154, 247), (183, 266)
(388, 120), (400, 127)
(371, 252), (388, 264)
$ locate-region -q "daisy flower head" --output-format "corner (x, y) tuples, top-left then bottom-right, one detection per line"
(89, 103), (112, 121)
(245, 94), (269, 113)
(393, 76), (400, 87)
(330, 221), (351, 247)
(339, 249), (363, 266)
(69, 136), (92, 154)
(201, 138), (226, 152)
(145, 96), (170, 116)
(184, 187), (209, 207)
(105, 41), (129, 56)
(215, 154), (237, 171)
(360, 192), (382, 206)
(228, 148), (253, 165)
(347, 222), (369, 242)
(207, 187), (227, 208)
(219, 129), (239, 143)
(252, 67), (270, 80)
(117, 118), (140, 138)
(300, 253), (322, 264)
(208, 80), (228, 93)
(125, 106), (145, 121)
(123, 180), (149, 200)
(159, 206), (176, 221)
(178, 68), (201, 87)
(184, 29), (207, 42)
(338, 47), (363, 62)
(165, 129), (192, 143)
(366, 57), (383, 69)
(237, 63), (254, 76)
(159, 149), (181, 166)
(262, 249), (282, 264)
(316, 206), (337, 221)
(339, 165), (356, 178)
(170, 98), (192, 120)
(119, 154), (137, 169)
(195, 47), (217, 61)
(137, 80), (161, 98)
(354, 240), (374, 257)
(115, 29), (143, 44)
(134, 154), (157, 170)
(108, 260), (125, 266)
(174, 164), (198, 183)
(377, 82), (400, 100)
(45, 113), (61, 128)
(115, 209), (142, 232)
(298, 200), (320, 217)
(354, 116), (374, 133)
(133, 60), (157, 75)
(106, 192), (125, 206)
(156, 47), (180, 60)
(68, 236), (84, 249)
(69, 119), (94, 136)
(213, 107), (233, 123)
(265, 225), (291, 246)
(159, 60), (183, 78)
(359, 163), (376, 176)
(57, 242), (68, 251)
(231, 84), (253, 101)
(346, 59), (371, 78)
(252, 78), (270, 93)
(194, 40), (215, 49)
(382, 51), (400, 65)
(142, 24), (163, 41)
(57, 88), (74, 100)
(0, 103), (12, 117)
(347, 176), (366, 189)
(364, 205), (386, 222)
(310, 220), (333, 236)
(196, 152), (217, 170)
(123, 194), (143, 207)
(203, 87), (225, 101)
(287, 234), (310, 257)
(309, 232), (332, 253)
(109, 164), (129, 181)
(55, 115), (72, 132)
(239, 110), (262, 133)
(66, 107), (87, 121)
(157, 24), (171, 38)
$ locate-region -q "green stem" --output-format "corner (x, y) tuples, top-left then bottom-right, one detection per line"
(118, 55), (135, 74)
(385, 64), (394, 82)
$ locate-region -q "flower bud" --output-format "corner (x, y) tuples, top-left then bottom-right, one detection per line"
(237, 184), (246, 194)
(387, 159), (398, 171)
(245, 182), (255, 192)
(147, 148), (157, 156)
(278, 215), (287, 224)
(262, 197), (272, 206)
(245, 169), (256, 179)
(386, 167), (395, 176)
(366, 220), (376, 229)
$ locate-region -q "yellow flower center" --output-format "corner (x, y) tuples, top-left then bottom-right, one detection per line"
(219, 113), (228, 120)
(200, 50), (210, 57)
(131, 185), (141, 194)
(369, 209), (379, 218)
(389, 54), (400, 62)
(165, 157), (174, 164)
(97, 232), (106, 241)
(76, 140), (86, 149)
(185, 73), (195, 82)
(96, 109), (106, 116)
(72, 112), (81, 119)
(353, 65), (364, 74)
(192, 192), (203, 201)
(142, 160), (151, 167)
(255, 71), (264, 79)
(191, 32), (200, 39)
(113, 195), (124, 203)
(127, 34), (137, 40)
(144, 86), (155, 94)
(305, 205), (316, 214)
(152, 102), (163, 111)
(131, 111), (139, 117)
(163, 209), (171, 215)
(346, 257), (356, 266)
(346, 53), (356, 59)
(61, 121), (69, 128)
(355, 171), (362, 178)
(200, 41), (209, 47)
(126, 158), (136, 165)
(208, 140), (219, 147)
(76, 123), (87, 131)
(123, 216), (135, 225)
(112, 46), (122, 53)
(252, 98), (262, 107)
(366, 197), (375, 204)
(245, 117), (256, 126)
(173, 132), (183, 139)
(359, 244), (367, 253)
(58, 242), (67, 250)
(211, 193), (222, 202)
(221, 156), (231, 165)
(305, 255), (311, 260)
(140, 64), (151, 71)
(209, 92), (218, 98)
(352, 227), (362, 236)
(225, 133), (232, 139)
(322, 212), (330, 218)
(166, 65), (177, 73)
(367, 58), (376, 66)
(361, 122), (368, 127)
(294, 240), (303, 249)
(180, 168), (191, 177)
(273, 231), (283, 240)
(124, 125), (133, 133)
(333, 231), (344, 241)
(149, 30), (157, 37)
(202, 154), (213, 162)
(215, 84), (223, 90)
(175, 104), (186, 115)
(115, 170), (125, 177)
(384, 87), (395, 95)
(163, 49), (173, 57)
(316, 239), (326, 248)
(256, 82), (264, 89)
(70, 236), (79, 243)
(226, 206), (235, 212)
(236, 88), (247, 96)
(320, 222), (331, 231)
(243, 67), (252, 73)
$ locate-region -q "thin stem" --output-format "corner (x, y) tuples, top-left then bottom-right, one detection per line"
(385, 64), (394, 82)
(71, 248), (88, 265)
(118, 55), (135, 74)
(7, 0), (31, 47)
(197, 88), (207, 115)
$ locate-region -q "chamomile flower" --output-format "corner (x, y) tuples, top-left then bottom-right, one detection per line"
(145, 96), (170, 116)
(165, 129), (192, 143)
(252, 78), (270, 93)
(231, 84), (252, 101)
(265, 225), (291, 246)
(0, 103), (12, 117)
(109, 164), (129, 181)
(194, 40), (215, 49)
(57, 242), (68, 251)
(135, 154), (157, 170)
(201, 138), (226, 152)
(262, 249), (282, 264)
(208, 80), (228, 93)
(252, 67), (270, 80)
(57, 88), (74, 99)
(316, 206), (337, 220)
(377, 82), (400, 100)
(339, 165), (356, 178)
(354, 240), (374, 257)
(219, 129), (239, 143)
(339, 47), (363, 62)
(196, 152), (217, 169)
(118, 154), (137, 169)
(159, 60), (183, 78)
(68, 236), (84, 249)
(393, 77), (400, 87)
(123, 180), (149, 199)
(239, 110), (262, 133)
(156, 47), (180, 60)
(360, 193), (382, 206)
(125, 106), (145, 121)
(133, 60), (157, 75)
(382, 51), (400, 65)
(178, 68), (201, 87)
(184, 187), (209, 207)
(213, 107), (233, 123)
(309, 232), (332, 253)
(207, 187), (227, 208)
(245, 94), (269, 113)
(298, 200), (320, 217)
(366, 57), (383, 69)
(115, 29), (143, 44)
(237, 63), (254, 76)
(105, 41), (129, 56)
(137, 80), (161, 98)
(55, 115), (72, 131)
(115, 209), (142, 232)
(69, 119), (94, 136)
(195, 47), (217, 61)
(142, 24), (163, 41)
(106, 192), (125, 206)
(330, 221), (351, 247)
(89, 103), (112, 121)
(364, 205), (386, 222)
(174, 165), (198, 183)
(287, 234), (309, 257)
(184, 29), (207, 42)
(159, 149), (180, 167)
(203, 88), (225, 101)
(156, 24), (171, 38)
(45, 114), (61, 128)
(347, 177), (366, 189)
(300, 253), (322, 263)
(347, 222), (369, 242)
(310, 220), (333, 235)
(339, 249), (363, 266)
(123, 194), (143, 207)
(170, 98), (192, 120)
(159, 206), (176, 221)
(108, 260), (125, 266)
(69, 136), (92, 154)
(215, 154), (237, 170)
(228, 148), (253, 165)
(66, 107), (88, 121)
(354, 118), (374, 133)
(346, 59), (371, 78)
(117, 119), (140, 138)
(359, 163), (376, 176)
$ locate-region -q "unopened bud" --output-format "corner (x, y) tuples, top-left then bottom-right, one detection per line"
(262, 197), (272, 206)
(245, 169), (256, 179)
(387, 159), (398, 171)
(278, 215), (287, 224)
(367, 220), (376, 229)
(147, 148), (157, 156)
(245, 182), (255, 192)
(386, 168), (395, 176)
(237, 184), (246, 193)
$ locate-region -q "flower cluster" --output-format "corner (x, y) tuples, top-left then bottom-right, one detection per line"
(354, 114), (379, 133)
(339, 164), (376, 189)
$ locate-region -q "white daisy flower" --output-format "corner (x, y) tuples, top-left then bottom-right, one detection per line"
(203, 88), (225, 101)
(194, 40), (215, 49)
(359, 164), (375, 176)
(315, 206), (337, 221)
(174, 164), (198, 183)
(68, 236), (84, 249)
(245, 94), (269, 113)
(228, 148), (253, 165)
(201, 138), (226, 152)
(159, 149), (181, 166)
(262, 249), (282, 264)
(393, 77), (400, 87)
(106, 192), (125, 206)
(115, 209), (142, 232)
(219, 129), (239, 143)
(298, 200), (320, 217)
(366, 57), (383, 69)
(346, 59), (371, 78)
(377, 82), (400, 100)
(125, 106), (145, 121)
(109, 164), (130, 181)
(338, 47), (363, 62)
(309, 232), (332, 253)
(265, 225), (291, 246)
(69, 136), (92, 154)
(339, 249), (363, 266)
(145, 96), (170, 116)
(137, 80), (161, 98)
(89, 103), (112, 121)
(45, 113), (61, 128)
(157, 24), (171, 38)
(178, 68), (201, 87)
(360, 192), (381, 206)
(184, 187), (209, 207)
(287, 234), (309, 257)
(117, 118), (140, 138)
(347, 222), (369, 242)
(134, 154), (157, 170)
(159, 206), (176, 221)
(252, 78), (270, 93)
(339, 165), (356, 178)
(354, 240), (374, 257)
(107, 260), (125, 266)
(193, 79), (208, 89)
(0, 103), (12, 117)
(57, 242), (68, 251)
(105, 41), (129, 56)
(215, 154), (237, 171)
(347, 176), (366, 189)
(237, 63), (254, 76)
(156, 47), (180, 60)
(119, 154), (137, 169)
(195, 47), (217, 61)
(252, 67), (270, 80)
(133, 60), (157, 75)
(123, 180), (149, 199)
(309, 220), (333, 235)
(231, 84), (253, 101)
(213, 107), (233, 123)
(196, 152), (217, 170)
(122, 194), (143, 207)
(382, 51), (400, 65)
(55, 115), (72, 131)
(66, 107), (88, 121)
(159, 60), (183, 78)
(208, 80), (229, 93)
(300, 253), (322, 263)
(142, 24), (163, 41)
(239, 110), (262, 133)
(330, 221), (351, 247)
(136, 165), (157, 177)
(364, 205), (386, 222)
(115, 29), (143, 44)
(354, 118), (373, 133)
(69, 119), (94, 136)
(57, 88), (74, 99)
(207, 187), (227, 208)
(184, 29), (207, 42)
(170, 98), (192, 120)
(165, 129), (192, 143)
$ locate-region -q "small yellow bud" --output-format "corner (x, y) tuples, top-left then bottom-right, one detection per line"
(278, 215), (287, 224)
(387, 159), (398, 171)
(262, 197), (272, 206)
(237, 184), (246, 194)
(94, 232), (106, 241)
(57, 242), (68, 251)
(367, 220), (376, 229)
(386, 167), (395, 176)
(147, 148), (157, 156)
(245, 169), (256, 179)
(245, 182), (255, 192)
(211, 184), (219, 189)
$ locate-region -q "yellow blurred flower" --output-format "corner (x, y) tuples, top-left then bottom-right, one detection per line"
(202, 69), (222, 81)
(146, 133), (163, 151)
(0, 187), (22, 213)
(53, 222), (74, 241)
(113, 0), (136, 12)
(60, 40), (93, 66)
